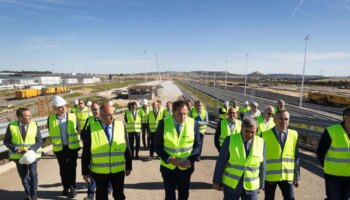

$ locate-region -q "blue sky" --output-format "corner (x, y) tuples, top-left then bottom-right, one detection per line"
(0, 0), (349, 76)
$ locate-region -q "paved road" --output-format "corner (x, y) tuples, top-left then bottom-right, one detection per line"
(0, 125), (326, 200)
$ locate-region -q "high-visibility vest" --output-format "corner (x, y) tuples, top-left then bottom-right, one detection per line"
(84, 116), (96, 131)
(90, 120), (126, 174)
(163, 109), (172, 118)
(191, 107), (207, 134)
(262, 128), (298, 181)
(9, 121), (42, 160)
(48, 113), (81, 152)
(256, 115), (275, 137)
(148, 110), (163, 132)
(139, 106), (149, 124)
(125, 110), (141, 133)
(324, 124), (350, 177)
(273, 106), (285, 114)
(74, 106), (90, 129)
(239, 106), (251, 114)
(219, 106), (228, 119)
(219, 119), (242, 147)
(187, 106), (195, 117)
(222, 134), (264, 190)
(160, 116), (195, 170)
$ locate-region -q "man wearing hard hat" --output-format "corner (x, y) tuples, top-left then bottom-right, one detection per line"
(219, 101), (230, 120)
(48, 96), (81, 198)
(4, 107), (43, 200)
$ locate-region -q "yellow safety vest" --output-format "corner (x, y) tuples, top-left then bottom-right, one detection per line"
(160, 116), (195, 170)
(90, 120), (126, 174)
(219, 106), (228, 120)
(324, 124), (350, 177)
(9, 121), (42, 160)
(138, 106), (149, 124)
(222, 134), (264, 190)
(84, 116), (96, 131)
(239, 106), (251, 114)
(256, 115), (275, 137)
(48, 113), (81, 152)
(148, 110), (163, 133)
(163, 109), (172, 118)
(219, 119), (242, 147)
(191, 107), (207, 134)
(262, 129), (297, 181)
(74, 106), (90, 129)
(125, 110), (141, 133)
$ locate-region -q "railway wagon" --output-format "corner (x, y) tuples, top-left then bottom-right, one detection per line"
(308, 91), (350, 106)
(55, 86), (69, 94)
(42, 87), (56, 95)
(15, 89), (41, 99)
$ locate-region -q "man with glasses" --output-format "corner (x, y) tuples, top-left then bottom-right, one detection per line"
(262, 109), (300, 200)
(4, 107), (43, 200)
(215, 107), (242, 152)
(82, 103), (132, 200)
(48, 96), (81, 198)
(317, 107), (350, 200)
(256, 106), (275, 137)
(72, 99), (90, 130)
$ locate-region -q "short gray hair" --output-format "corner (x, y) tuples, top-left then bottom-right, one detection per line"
(242, 117), (257, 129)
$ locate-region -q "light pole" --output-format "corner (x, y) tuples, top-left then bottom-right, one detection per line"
(213, 64), (216, 88)
(244, 54), (248, 95)
(225, 59), (228, 90)
(144, 51), (147, 83)
(299, 35), (311, 107)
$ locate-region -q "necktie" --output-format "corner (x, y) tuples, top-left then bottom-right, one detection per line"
(21, 125), (26, 140)
(176, 124), (180, 136)
(105, 126), (111, 143)
(280, 132), (285, 148)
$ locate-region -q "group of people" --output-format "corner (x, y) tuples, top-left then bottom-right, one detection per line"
(3, 95), (350, 200)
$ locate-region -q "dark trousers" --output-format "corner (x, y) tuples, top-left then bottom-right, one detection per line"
(264, 181), (294, 200)
(87, 178), (112, 198)
(92, 171), (126, 200)
(15, 160), (38, 198)
(149, 132), (156, 157)
(54, 146), (78, 191)
(161, 166), (194, 200)
(141, 123), (148, 148)
(199, 134), (204, 156)
(325, 176), (350, 200)
(128, 132), (140, 157)
(223, 179), (258, 200)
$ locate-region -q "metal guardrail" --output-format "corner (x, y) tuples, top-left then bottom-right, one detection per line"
(0, 108), (128, 154)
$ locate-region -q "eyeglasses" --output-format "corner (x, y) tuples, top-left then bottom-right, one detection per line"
(267, 113), (274, 116)
(79, 103), (84, 105)
(228, 112), (236, 115)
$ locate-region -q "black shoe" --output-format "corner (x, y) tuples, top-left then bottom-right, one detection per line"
(62, 189), (68, 196)
(30, 196), (37, 200)
(69, 186), (77, 198)
(25, 197), (30, 200)
(135, 155), (139, 160)
(196, 157), (201, 162)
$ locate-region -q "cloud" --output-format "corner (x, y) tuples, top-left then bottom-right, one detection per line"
(23, 35), (61, 50)
(0, 0), (54, 11)
(67, 15), (98, 21)
(92, 59), (144, 66)
(291, 0), (304, 17)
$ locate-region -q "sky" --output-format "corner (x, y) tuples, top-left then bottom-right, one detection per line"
(0, 0), (349, 76)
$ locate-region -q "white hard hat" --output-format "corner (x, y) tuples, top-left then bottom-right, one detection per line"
(86, 101), (92, 107)
(244, 101), (249, 105)
(51, 96), (67, 107)
(108, 100), (113, 106)
(224, 101), (229, 107)
(19, 150), (36, 165)
(250, 101), (258, 107)
(142, 99), (148, 105)
(74, 99), (79, 105)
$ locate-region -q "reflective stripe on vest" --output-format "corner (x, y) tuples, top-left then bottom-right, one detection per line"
(9, 121), (42, 160)
(160, 116), (195, 170)
(75, 106), (90, 129)
(48, 113), (81, 152)
(148, 110), (163, 133)
(191, 107), (207, 134)
(219, 119), (242, 147)
(125, 110), (141, 133)
(256, 115), (275, 137)
(262, 129), (297, 181)
(139, 106), (149, 124)
(222, 134), (264, 190)
(91, 120), (126, 174)
(324, 124), (350, 176)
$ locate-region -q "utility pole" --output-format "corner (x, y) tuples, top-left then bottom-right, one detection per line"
(244, 54), (248, 95)
(155, 53), (161, 81)
(299, 35), (311, 107)
(214, 64), (216, 88)
(144, 51), (147, 83)
(225, 59), (228, 90)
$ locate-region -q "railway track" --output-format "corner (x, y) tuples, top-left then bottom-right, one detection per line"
(180, 81), (341, 121)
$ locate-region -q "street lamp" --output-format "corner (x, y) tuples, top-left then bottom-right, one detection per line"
(244, 54), (248, 95)
(299, 35), (311, 107)
(144, 51), (147, 83)
(225, 59), (228, 90)
(213, 64), (216, 88)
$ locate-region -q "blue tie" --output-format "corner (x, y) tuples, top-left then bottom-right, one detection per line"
(176, 124), (180, 136)
(105, 126), (111, 143)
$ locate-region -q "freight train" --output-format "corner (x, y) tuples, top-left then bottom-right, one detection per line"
(308, 91), (350, 107)
(15, 86), (70, 99)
